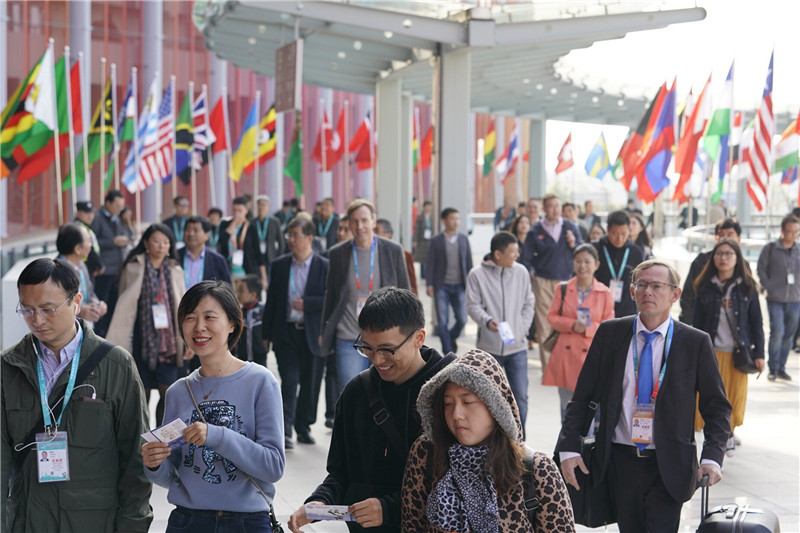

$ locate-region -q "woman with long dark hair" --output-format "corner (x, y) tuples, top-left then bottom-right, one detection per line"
(107, 223), (186, 424)
(692, 238), (765, 456)
(509, 213), (532, 252)
(628, 212), (653, 259)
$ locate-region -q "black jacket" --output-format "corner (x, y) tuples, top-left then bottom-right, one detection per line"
(693, 279), (765, 360)
(592, 236), (644, 318)
(306, 347), (456, 532)
(679, 251), (711, 324)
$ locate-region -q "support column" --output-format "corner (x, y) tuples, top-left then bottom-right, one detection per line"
(437, 49), (471, 233)
(69, 0), (91, 206)
(142, 0), (163, 222)
(375, 77), (403, 237)
(398, 92), (413, 248)
(209, 53), (228, 211)
(0, 0), (7, 238)
(528, 118), (546, 199)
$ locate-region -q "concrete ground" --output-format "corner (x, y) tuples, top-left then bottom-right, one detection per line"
(147, 238), (800, 532)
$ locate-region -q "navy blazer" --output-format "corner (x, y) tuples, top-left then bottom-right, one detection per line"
(177, 247), (232, 285)
(262, 253), (329, 357)
(425, 232), (473, 292)
(556, 316), (731, 503)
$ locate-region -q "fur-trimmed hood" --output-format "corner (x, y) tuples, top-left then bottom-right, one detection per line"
(417, 349), (523, 443)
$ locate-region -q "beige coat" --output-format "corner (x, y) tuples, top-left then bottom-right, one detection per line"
(106, 254), (185, 365)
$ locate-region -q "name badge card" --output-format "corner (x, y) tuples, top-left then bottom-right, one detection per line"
(36, 432), (70, 483)
(498, 321), (515, 346)
(610, 279), (624, 302)
(631, 403), (654, 447)
(356, 297), (367, 318)
(231, 249), (245, 267)
(423, 229), (432, 240)
(259, 241), (267, 255)
(576, 307), (592, 327)
(176, 241), (186, 250)
(789, 273), (796, 285)
(152, 304), (170, 330)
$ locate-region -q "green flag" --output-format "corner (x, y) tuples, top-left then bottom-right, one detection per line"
(63, 77), (115, 190)
(283, 127), (303, 195)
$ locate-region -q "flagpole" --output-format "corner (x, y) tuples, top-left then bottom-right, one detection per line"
(189, 81), (197, 215)
(369, 103), (375, 197)
(320, 97), (327, 180)
(132, 67), (141, 229)
(344, 99), (349, 201)
(64, 45), (78, 208)
(154, 71), (163, 222)
(78, 52), (90, 202)
(253, 90), (261, 200)
(99, 57), (107, 194)
(111, 63), (120, 191)
(223, 86), (235, 204)
(204, 85), (217, 208)
(171, 75), (177, 200)
(48, 39), (64, 224)
(414, 106), (424, 212)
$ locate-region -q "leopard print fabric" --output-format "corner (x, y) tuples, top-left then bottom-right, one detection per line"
(402, 438), (576, 533)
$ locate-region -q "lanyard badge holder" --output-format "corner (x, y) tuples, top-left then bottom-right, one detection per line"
(603, 245), (630, 303)
(152, 277), (170, 330)
(630, 318), (673, 449)
(353, 237), (376, 317)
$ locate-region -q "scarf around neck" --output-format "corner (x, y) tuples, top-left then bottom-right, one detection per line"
(138, 255), (177, 369)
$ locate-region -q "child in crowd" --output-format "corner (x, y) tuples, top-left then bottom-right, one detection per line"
(235, 274), (267, 366)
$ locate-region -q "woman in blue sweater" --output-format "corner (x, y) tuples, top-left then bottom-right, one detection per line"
(142, 281), (285, 532)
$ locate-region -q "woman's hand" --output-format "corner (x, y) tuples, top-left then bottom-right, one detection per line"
(755, 358), (766, 373)
(572, 320), (587, 334)
(142, 441), (171, 470)
(183, 422), (208, 447)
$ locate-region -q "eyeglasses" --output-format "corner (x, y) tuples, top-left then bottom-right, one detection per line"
(714, 251), (735, 258)
(16, 294), (75, 319)
(354, 329), (418, 360)
(631, 281), (677, 293)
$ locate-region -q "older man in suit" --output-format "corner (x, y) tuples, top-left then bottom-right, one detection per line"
(557, 259), (731, 533)
(321, 199), (411, 392)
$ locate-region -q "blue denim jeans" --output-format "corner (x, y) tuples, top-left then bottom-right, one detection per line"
(767, 300), (800, 372)
(491, 350), (529, 437)
(166, 506), (272, 533)
(435, 284), (468, 354)
(336, 338), (370, 391)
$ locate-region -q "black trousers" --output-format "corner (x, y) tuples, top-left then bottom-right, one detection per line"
(275, 324), (317, 437)
(609, 444), (683, 533)
(323, 351), (338, 421)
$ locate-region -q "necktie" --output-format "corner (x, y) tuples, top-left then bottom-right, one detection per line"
(637, 331), (660, 406)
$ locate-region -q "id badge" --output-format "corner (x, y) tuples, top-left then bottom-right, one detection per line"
(789, 273), (796, 285)
(356, 297), (368, 318)
(631, 403), (654, 447)
(176, 241), (186, 250)
(36, 432), (70, 483)
(231, 249), (245, 267)
(314, 236), (328, 252)
(610, 279), (624, 302)
(152, 303), (170, 330)
(498, 321), (515, 346)
(577, 307), (592, 327)
(259, 241), (267, 255)
(423, 229), (432, 240)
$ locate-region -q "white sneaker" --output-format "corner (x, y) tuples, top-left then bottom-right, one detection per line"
(733, 433), (742, 446)
(725, 436), (736, 457)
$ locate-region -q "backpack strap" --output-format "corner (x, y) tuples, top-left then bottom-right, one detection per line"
(359, 369), (408, 457)
(523, 446), (540, 521)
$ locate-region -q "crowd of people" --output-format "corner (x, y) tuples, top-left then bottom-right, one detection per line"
(1, 188), (795, 533)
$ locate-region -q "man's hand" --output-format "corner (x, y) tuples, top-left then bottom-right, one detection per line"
(142, 441), (170, 470)
(698, 463), (722, 487)
(288, 502), (322, 532)
(114, 235), (130, 247)
(560, 456), (589, 491)
(263, 339), (271, 354)
(565, 229), (576, 249)
(755, 358), (766, 373)
(426, 286), (434, 297)
(349, 498), (383, 528)
(488, 320), (499, 333)
(292, 298), (304, 311)
(183, 422), (208, 447)
(79, 302), (102, 322)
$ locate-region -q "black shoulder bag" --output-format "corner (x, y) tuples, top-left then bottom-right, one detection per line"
(359, 369), (408, 457)
(722, 301), (758, 374)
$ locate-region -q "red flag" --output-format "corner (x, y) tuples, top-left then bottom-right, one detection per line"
(673, 76), (711, 204)
(415, 125), (433, 171)
(636, 79), (676, 204)
(747, 52), (774, 211)
(209, 96), (227, 154)
(354, 139), (375, 170)
(616, 84), (665, 191)
(311, 109), (345, 171)
(555, 133), (574, 174)
(349, 114), (371, 153)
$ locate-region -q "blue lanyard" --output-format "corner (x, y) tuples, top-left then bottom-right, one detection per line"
(173, 217), (186, 242)
(353, 237), (376, 291)
(208, 227), (219, 247)
(317, 216), (334, 237)
(257, 217), (270, 242)
(289, 262), (300, 297)
(632, 317), (673, 401)
(603, 245), (630, 280)
(35, 333), (83, 430)
(184, 249), (205, 288)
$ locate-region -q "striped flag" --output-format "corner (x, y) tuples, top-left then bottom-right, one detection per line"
(122, 77), (159, 192)
(495, 126), (519, 184)
(747, 52), (775, 212)
(192, 86), (216, 169)
(149, 80), (174, 184)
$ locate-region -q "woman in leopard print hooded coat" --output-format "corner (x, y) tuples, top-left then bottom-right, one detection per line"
(401, 349), (575, 532)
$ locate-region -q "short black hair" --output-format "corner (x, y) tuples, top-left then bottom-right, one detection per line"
(288, 216), (315, 237)
(240, 274), (262, 296)
(56, 223), (86, 256)
(104, 190), (123, 204)
(441, 207), (458, 220)
(18, 258), (80, 298)
(124, 223), (177, 264)
(715, 217), (742, 237)
(178, 280), (243, 350)
(792, 207), (800, 219)
(207, 207), (223, 218)
(233, 196), (248, 207)
(490, 231), (518, 255)
(358, 287), (424, 336)
(573, 242), (599, 262)
(562, 202), (576, 210)
(376, 218), (393, 237)
(606, 210), (630, 228)
(186, 216), (211, 233)
(173, 195), (189, 204)
(423, 200), (432, 207)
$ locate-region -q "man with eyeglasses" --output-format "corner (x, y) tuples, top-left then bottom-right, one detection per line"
(557, 259), (731, 532)
(288, 287), (455, 532)
(2, 258), (152, 532)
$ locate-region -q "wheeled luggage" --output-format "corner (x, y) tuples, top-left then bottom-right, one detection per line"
(697, 476), (781, 533)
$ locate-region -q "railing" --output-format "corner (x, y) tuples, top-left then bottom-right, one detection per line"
(683, 222), (779, 262)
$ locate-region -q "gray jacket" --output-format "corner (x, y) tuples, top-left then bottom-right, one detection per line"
(91, 209), (125, 276)
(466, 259), (535, 355)
(757, 240), (800, 303)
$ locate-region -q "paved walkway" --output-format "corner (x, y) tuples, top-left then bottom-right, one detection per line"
(148, 240), (800, 532)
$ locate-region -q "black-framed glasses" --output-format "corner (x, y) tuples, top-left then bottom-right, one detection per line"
(16, 294), (75, 319)
(632, 281), (677, 293)
(354, 329), (418, 360)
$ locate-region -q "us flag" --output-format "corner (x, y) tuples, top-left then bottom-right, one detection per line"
(747, 52), (774, 211)
(140, 79), (174, 187)
(192, 85), (216, 169)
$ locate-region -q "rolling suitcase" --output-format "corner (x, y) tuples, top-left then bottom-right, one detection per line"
(697, 476), (781, 533)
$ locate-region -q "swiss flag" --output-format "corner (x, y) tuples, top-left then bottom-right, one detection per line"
(555, 133), (574, 174)
(312, 109), (345, 171)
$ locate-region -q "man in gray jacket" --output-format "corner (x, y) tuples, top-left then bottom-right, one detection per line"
(757, 215), (800, 381)
(466, 231), (534, 433)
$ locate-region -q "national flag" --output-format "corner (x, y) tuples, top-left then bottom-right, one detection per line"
(354, 138), (375, 170)
(773, 110), (800, 173)
(495, 126), (519, 183)
(209, 96), (228, 154)
(139, 80), (174, 187)
(555, 133), (574, 174)
(747, 52), (775, 212)
(729, 112), (744, 166)
(615, 85), (665, 190)
(483, 122), (496, 176)
(637, 80), (676, 203)
(119, 77), (136, 143)
(781, 166), (797, 185)
(174, 90), (195, 184)
(243, 105), (276, 173)
(64, 74), (115, 188)
(673, 76), (712, 203)
(349, 113), (371, 153)
(416, 125), (433, 171)
(122, 76), (159, 193)
(284, 126), (303, 194)
(703, 63), (734, 163)
(191, 86), (216, 170)
(311, 109), (344, 170)
(584, 132), (613, 179)
(412, 112), (420, 171)
(229, 100), (258, 182)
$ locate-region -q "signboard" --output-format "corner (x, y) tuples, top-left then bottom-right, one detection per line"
(275, 39), (303, 113)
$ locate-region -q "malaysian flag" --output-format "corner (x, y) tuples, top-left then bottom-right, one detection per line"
(747, 52), (774, 211)
(192, 85), (216, 169)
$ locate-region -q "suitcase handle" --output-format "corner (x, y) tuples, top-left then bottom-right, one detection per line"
(697, 474), (710, 518)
